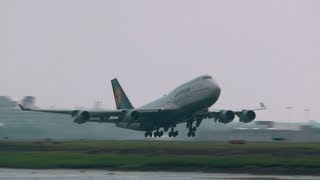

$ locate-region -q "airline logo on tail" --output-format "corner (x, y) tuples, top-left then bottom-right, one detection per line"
(114, 87), (122, 109)
(111, 78), (134, 110)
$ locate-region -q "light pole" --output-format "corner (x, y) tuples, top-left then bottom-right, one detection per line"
(304, 109), (311, 125)
(286, 107), (293, 129)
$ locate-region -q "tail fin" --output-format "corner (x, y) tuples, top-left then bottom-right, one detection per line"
(111, 78), (134, 109)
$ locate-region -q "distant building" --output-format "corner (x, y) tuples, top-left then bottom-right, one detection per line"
(21, 96), (36, 108)
(197, 121), (320, 143)
(255, 121), (274, 128)
(0, 96), (17, 109)
(93, 100), (102, 110)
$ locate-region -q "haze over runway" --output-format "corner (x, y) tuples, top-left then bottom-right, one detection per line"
(0, 0), (319, 122)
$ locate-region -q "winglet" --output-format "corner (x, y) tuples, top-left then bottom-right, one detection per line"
(250, 102), (267, 111)
(18, 104), (31, 111)
(18, 104), (26, 110)
(260, 102), (266, 109)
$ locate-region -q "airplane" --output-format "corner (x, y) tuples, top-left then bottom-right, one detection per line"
(18, 75), (266, 138)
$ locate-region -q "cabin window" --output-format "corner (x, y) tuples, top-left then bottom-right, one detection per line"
(202, 76), (212, 80)
(174, 87), (191, 97)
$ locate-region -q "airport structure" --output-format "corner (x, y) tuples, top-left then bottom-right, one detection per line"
(21, 96), (36, 109)
(0, 96), (17, 109)
(197, 120), (320, 143)
(0, 96), (37, 109)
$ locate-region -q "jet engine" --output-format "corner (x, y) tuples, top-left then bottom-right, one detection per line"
(124, 110), (141, 122)
(238, 110), (256, 123)
(218, 110), (235, 124)
(74, 111), (90, 124)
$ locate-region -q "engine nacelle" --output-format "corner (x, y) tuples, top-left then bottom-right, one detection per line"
(124, 110), (141, 122)
(74, 111), (90, 124)
(238, 110), (256, 123)
(218, 110), (235, 124)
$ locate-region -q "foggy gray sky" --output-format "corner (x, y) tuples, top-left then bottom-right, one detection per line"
(1, 0), (319, 122)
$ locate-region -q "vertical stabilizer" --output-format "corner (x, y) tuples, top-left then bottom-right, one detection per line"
(111, 78), (134, 109)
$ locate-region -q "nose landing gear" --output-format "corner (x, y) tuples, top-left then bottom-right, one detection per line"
(187, 126), (196, 137)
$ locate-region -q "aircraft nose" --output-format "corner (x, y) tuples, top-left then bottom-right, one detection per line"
(209, 79), (221, 99)
(214, 83), (221, 96)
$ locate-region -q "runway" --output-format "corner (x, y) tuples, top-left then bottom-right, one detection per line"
(0, 169), (318, 180)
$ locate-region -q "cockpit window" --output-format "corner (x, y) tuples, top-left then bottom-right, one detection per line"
(202, 75), (212, 80)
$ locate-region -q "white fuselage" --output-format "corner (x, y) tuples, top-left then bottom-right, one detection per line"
(119, 75), (221, 131)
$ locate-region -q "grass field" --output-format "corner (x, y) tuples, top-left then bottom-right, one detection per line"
(1, 140), (320, 174)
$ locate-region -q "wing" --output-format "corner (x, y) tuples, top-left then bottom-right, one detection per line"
(18, 104), (125, 123)
(194, 102), (267, 124)
(19, 104), (75, 115)
(18, 104), (174, 124)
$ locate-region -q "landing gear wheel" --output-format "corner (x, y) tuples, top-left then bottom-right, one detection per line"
(188, 126), (197, 131)
(169, 125), (178, 137)
(145, 131), (152, 138)
(169, 130), (178, 137)
(196, 122), (201, 127)
(154, 130), (164, 137)
(187, 131), (196, 137)
(186, 122), (192, 129)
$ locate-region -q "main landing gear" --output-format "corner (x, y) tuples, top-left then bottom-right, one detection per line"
(144, 126), (178, 138)
(145, 131), (152, 137)
(186, 120), (200, 137)
(168, 131), (178, 137)
(154, 130), (164, 137)
(144, 129), (164, 138)
(168, 125), (178, 137)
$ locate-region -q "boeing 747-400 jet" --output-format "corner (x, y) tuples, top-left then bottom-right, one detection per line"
(19, 75), (266, 137)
